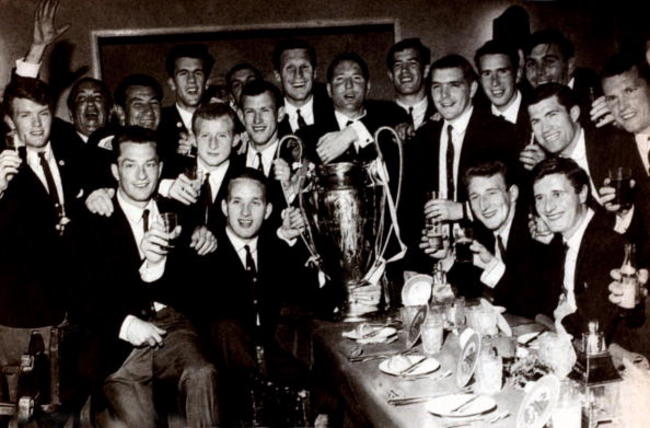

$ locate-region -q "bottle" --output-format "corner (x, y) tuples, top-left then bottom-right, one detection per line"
(619, 243), (640, 309)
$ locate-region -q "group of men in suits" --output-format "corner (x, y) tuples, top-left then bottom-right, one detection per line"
(3, 0), (650, 424)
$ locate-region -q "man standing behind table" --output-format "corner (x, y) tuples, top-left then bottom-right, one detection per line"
(531, 157), (644, 339)
(71, 126), (219, 427)
(159, 44), (214, 158)
(272, 39), (333, 136)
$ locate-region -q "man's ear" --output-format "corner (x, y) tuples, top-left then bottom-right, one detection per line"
(264, 202), (273, 220)
(167, 77), (177, 93)
(273, 70), (282, 85)
(277, 106), (285, 124)
(114, 105), (126, 126)
(569, 105), (581, 124)
(326, 83), (332, 99)
(111, 163), (119, 182)
(423, 64), (431, 81)
(387, 70), (395, 85)
(365, 81), (372, 98)
(157, 161), (163, 180)
(567, 57), (576, 80)
(469, 80), (479, 99)
(509, 183), (519, 204)
(221, 198), (228, 217)
(4, 114), (15, 132)
(578, 184), (588, 204)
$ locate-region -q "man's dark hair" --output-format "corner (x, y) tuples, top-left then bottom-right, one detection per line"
(114, 74), (163, 108)
(225, 63), (262, 87)
(191, 102), (241, 136)
(463, 160), (513, 189)
(165, 44), (215, 77)
(473, 39), (519, 73)
(240, 80), (282, 111)
(326, 52), (369, 82)
(66, 77), (112, 113)
(272, 39), (317, 71)
(386, 38), (431, 70)
(601, 51), (650, 84)
(429, 54), (477, 85)
(2, 76), (53, 116)
(112, 126), (160, 163)
(227, 167), (269, 202)
(524, 29), (574, 60)
(529, 82), (578, 111)
(532, 157), (589, 195)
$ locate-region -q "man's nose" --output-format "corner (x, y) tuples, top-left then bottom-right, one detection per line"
(344, 78), (353, 89)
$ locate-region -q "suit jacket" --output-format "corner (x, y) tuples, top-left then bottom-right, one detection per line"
(0, 136), (85, 327)
(158, 105), (189, 161)
(400, 107), (521, 265)
(277, 87), (334, 137)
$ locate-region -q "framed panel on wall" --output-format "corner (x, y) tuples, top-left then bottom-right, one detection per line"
(91, 19), (399, 105)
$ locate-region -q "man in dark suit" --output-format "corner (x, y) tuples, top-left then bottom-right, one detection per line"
(159, 44), (215, 158)
(72, 126), (219, 427)
(159, 102), (244, 232)
(64, 77), (112, 145)
(386, 38), (435, 136)
(531, 157), (643, 339)
(272, 39), (333, 136)
(190, 168), (314, 425)
(401, 54), (520, 269)
(226, 62), (262, 113)
(0, 77), (84, 402)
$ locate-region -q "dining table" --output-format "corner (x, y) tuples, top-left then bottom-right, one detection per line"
(311, 313), (545, 428)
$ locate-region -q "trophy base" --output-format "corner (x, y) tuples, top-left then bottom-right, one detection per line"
(338, 281), (383, 322)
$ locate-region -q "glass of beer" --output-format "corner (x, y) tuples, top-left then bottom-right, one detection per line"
(453, 225), (474, 263)
(608, 167), (634, 211)
(160, 212), (179, 248)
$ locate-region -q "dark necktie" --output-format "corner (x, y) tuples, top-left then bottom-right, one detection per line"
(496, 235), (506, 259)
(200, 173), (212, 225)
(446, 124), (455, 200)
(296, 108), (307, 129)
(38, 152), (63, 215)
(244, 244), (261, 325)
(142, 209), (150, 234)
(646, 137), (650, 176)
(408, 106), (415, 129)
(256, 152), (264, 175)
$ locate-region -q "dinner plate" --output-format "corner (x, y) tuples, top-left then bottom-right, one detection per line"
(379, 354), (440, 376)
(401, 274), (433, 306)
(456, 331), (481, 388)
(342, 326), (397, 341)
(426, 393), (497, 418)
(516, 375), (560, 428)
(406, 305), (428, 349)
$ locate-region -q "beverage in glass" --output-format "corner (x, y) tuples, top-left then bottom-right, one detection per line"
(421, 308), (444, 355)
(160, 212), (178, 248)
(454, 225), (473, 263)
(475, 344), (502, 394)
(620, 243), (641, 309)
(608, 167), (634, 210)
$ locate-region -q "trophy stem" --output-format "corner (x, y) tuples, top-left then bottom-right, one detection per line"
(340, 280), (383, 322)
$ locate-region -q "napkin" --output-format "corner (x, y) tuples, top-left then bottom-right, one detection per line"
(479, 298), (512, 336)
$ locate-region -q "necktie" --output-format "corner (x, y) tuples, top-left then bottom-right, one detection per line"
(408, 106), (415, 129)
(244, 244), (261, 328)
(646, 137), (650, 176)
(256, 152), (264, 175)
(296, 108), (307, 129)
(200, 173), (212, 225)
(496, 235), (506, 260)
(142, 209), (150, 234)
(38, 152), (63, 215)
(446, 125), (455, 200)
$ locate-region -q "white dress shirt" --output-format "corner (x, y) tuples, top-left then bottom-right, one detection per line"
(226, 226), (259, 270)
(560, 208), (595, 315)
(175, 103), (194, 134)
(284, 96), (315, 132)
(333, 110), (374, 151)
(439, 106), (473, 200)
(561, 127), (601, 204)
(480, 206), (516, 288)
(26, 143), (65, 210)
(634, 133), (650, 175)
(198, 158), (230, 203)
(491, 90), (522, 125)
(246, 140), (279, 176)
(396, 96), (429, 130)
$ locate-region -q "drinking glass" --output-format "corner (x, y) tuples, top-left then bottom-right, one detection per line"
(453, 225), (473, 263)
(421, 307), (444, 355)
(444, 297), (465, 334)
(466, 305), (497, 336)
(551, 379), (582, 428)
(475, 342), (502, 394)
(160, 212), (179, 248)
(608, 167), (633, 210)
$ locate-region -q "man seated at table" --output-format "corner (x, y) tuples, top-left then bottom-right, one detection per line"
(71, 126), (220, 427)
(420, 160), (556, 318)
(531, 157), (644, 338)
(187, 168), (316, 425)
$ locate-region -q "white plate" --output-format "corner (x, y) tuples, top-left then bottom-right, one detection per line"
(342, 326), (397, 341)
(379, 355), (440, 376)
(426, 393), (497, 418)
(517, 332), (542, 346)
(516, 375), (560, 428)
(402, 275), (433, 306)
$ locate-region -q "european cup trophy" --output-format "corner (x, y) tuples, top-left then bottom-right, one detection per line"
(277, 128), (405, 321)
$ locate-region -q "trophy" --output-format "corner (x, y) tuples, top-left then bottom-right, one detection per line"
(277, 128), (405, 321)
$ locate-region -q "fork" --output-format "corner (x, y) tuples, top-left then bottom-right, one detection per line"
(443, 410), (510, 427)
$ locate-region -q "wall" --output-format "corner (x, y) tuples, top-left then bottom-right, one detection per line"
(0, 0), (644, 116)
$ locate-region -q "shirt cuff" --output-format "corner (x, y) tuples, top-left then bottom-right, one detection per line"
(139, 258), (166, 283)
(15, 58), (41, 78)
(118, 314), (136, 341)
(614, 206), (635, 234)
(349, 121), (373, 149)
(480, 258), (505, 288)
(276, 227), (297, 247)
(158, 178), (173, 198)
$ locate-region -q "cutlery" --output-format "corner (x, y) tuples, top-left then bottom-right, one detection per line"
(450, 394), (480, 413)
(401, 369), (452, 382)
(522, 330), (543, 346)
(388, 388), (465, 406)
(347, 346), (415, 362)
(397, 356), (428, 376)
(444, 410), (510, 427)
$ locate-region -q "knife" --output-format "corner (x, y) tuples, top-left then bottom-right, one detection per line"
(450, 394), (480, 413)
(398, 356), (428, 376)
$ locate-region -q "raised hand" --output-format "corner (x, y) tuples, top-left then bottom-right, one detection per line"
(27, 0), (71, 64)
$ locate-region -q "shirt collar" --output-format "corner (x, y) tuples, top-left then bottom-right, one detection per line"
(495, 204), (516, 245)
(561, 127), (585, 160)
(334, 109), (367, 130)
(567, 77), (575, 89)
(491, 90), (522, 124)
(77, 131), (89, 143)
(26, 141), (54, 163)
(116, 189), (158, 226)
(248, 139), (279, 159)
(284, 95), (314, 116)
(564, 207), (594, 248)
(175, 103), (194, 133)
(197, 157), (230, 175)
(396, 95), (428, 112)
(634, 133), (650, 146)
(443, 105), (473, 135)
(225, 226), (259, 254)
